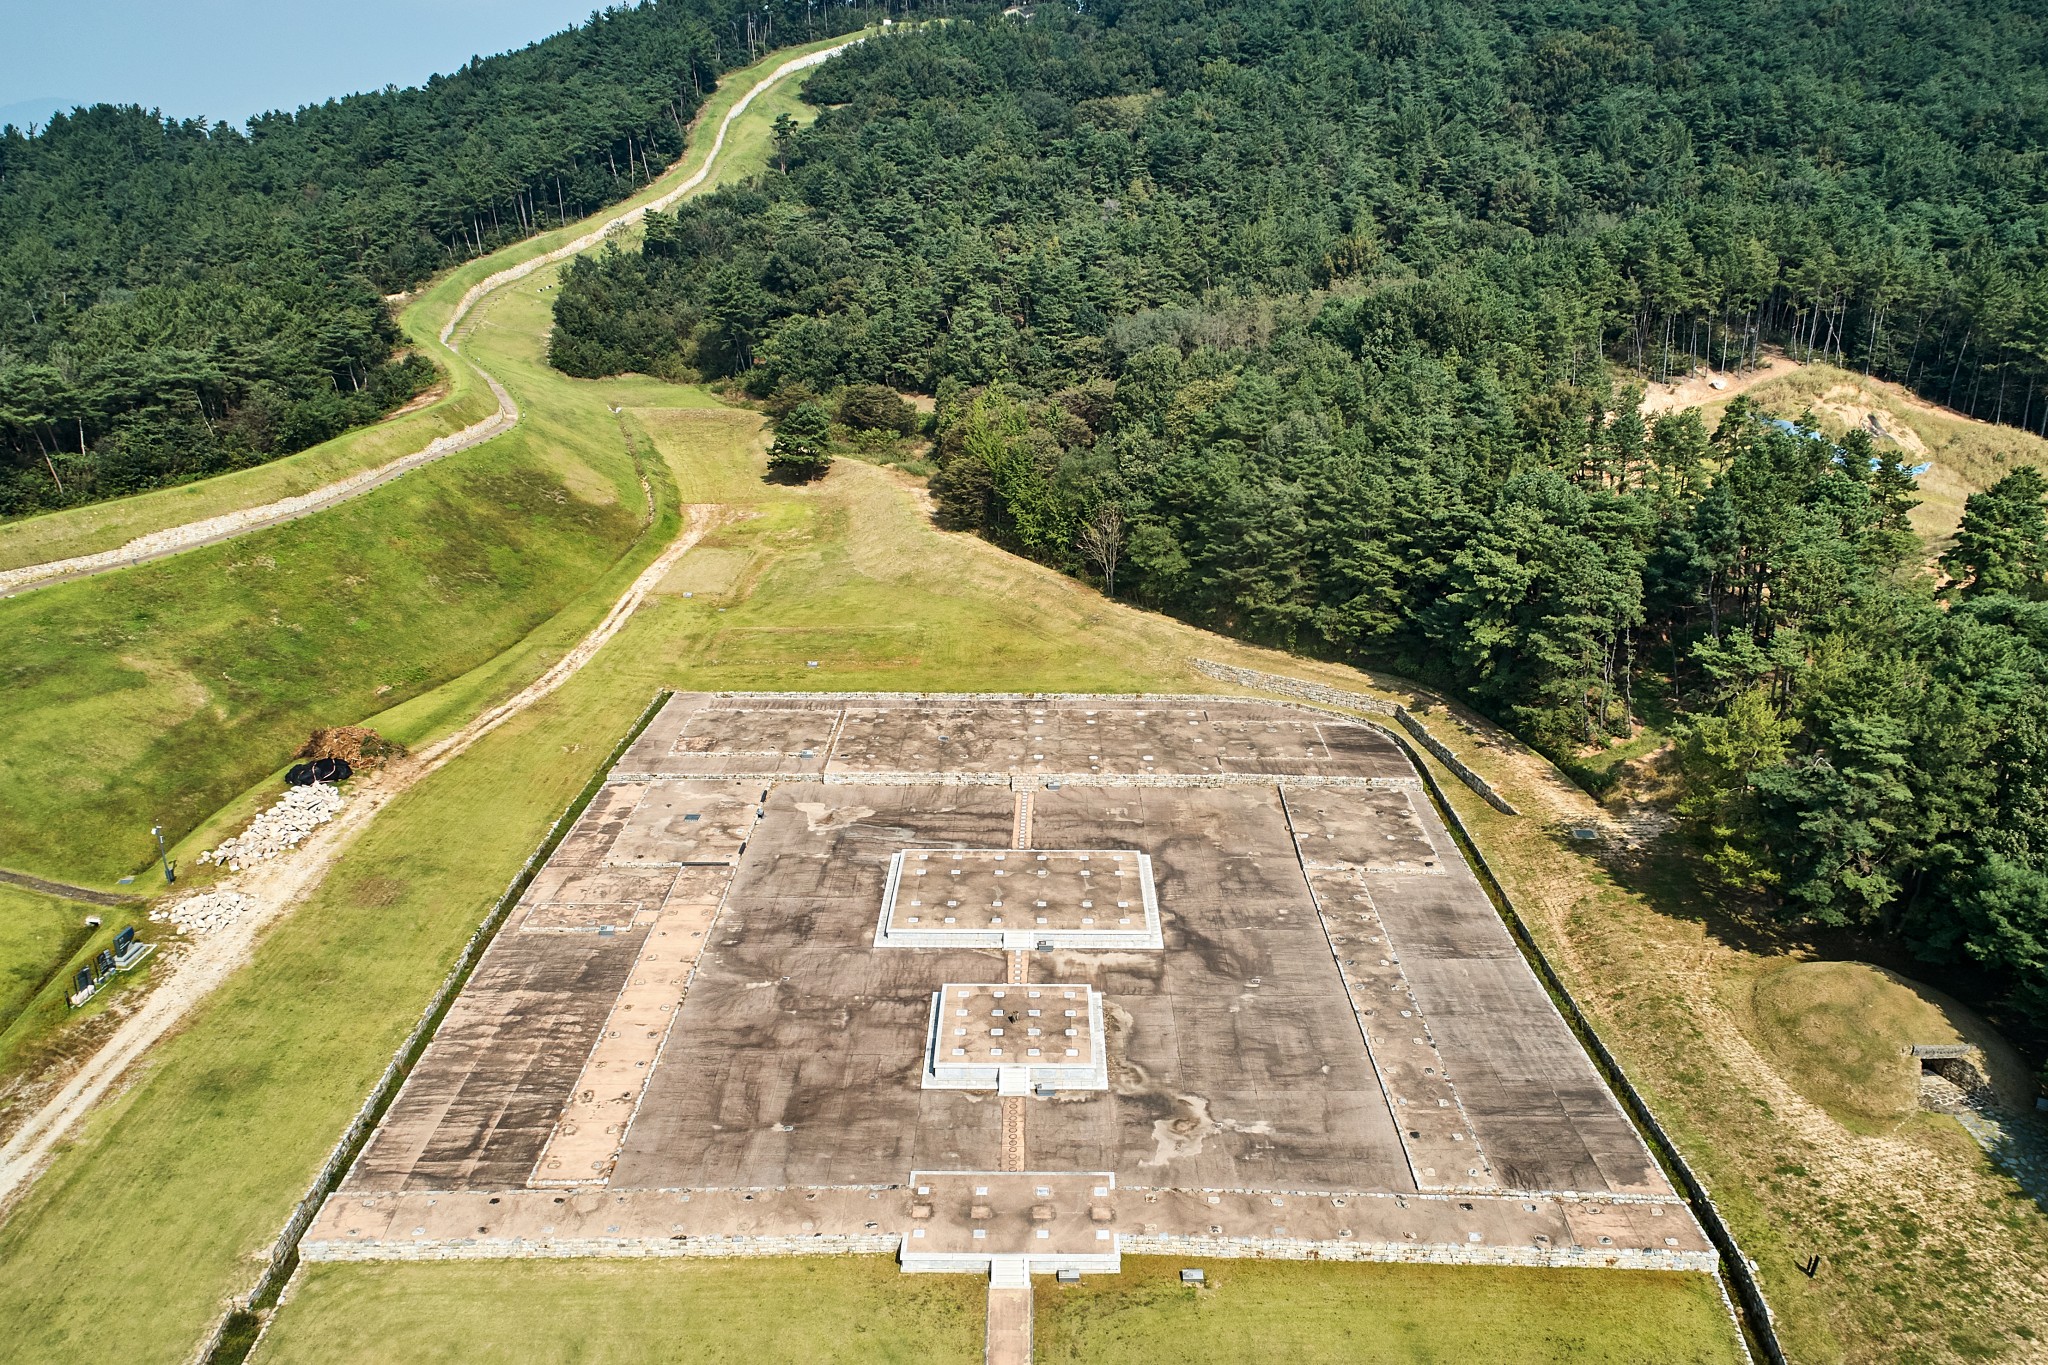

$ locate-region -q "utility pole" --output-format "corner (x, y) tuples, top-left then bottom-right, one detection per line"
(152, 825), (176, 884)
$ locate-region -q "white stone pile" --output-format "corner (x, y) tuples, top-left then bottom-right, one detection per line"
(197, 783), (346, 873)
(150, 890), (258, 937)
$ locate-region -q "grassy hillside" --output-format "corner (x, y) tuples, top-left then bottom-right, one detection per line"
(0, 39), (853, 888)
(0, 886), (89, 1033)
(0, 30), (2039, 1365)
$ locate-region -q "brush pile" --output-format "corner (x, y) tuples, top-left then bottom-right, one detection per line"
(297, 726), (405, 769)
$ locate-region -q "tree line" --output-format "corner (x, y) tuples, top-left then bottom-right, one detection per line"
(0, 0), (876, 517)
(550, 4), (2048, 1022)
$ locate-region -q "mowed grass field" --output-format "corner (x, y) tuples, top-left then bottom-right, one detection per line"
(0, 38), (857, 889)
(249, 1257), (1741, 1365)
(0, 885), (90, 1032)
(259, 1260), (984, 1365)
(0, 884), (164, 1137)
(1033, 1258), (1742, 1364)
(0, 200), (722, 887)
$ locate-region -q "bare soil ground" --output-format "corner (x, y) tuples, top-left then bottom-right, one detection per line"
(1640, 354), (2048, 549)
(1639, 353), (1806, 415)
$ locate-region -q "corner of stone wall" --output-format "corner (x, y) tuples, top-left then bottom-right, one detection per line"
(1189, 659), (1519, 816)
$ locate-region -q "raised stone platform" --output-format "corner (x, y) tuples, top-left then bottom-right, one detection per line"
(309, 693), (1713, 1282)
(899, 1171), (1121, 1275)
(875, 849), (1162, 949)
(300, 1180), (1712, 1273)
(924, 985), (1107, 1093)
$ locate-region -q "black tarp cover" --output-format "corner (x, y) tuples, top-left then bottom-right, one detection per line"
(285, 757), (353, 785)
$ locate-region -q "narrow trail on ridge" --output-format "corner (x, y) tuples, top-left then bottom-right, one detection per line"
(0, 41), (855, 598)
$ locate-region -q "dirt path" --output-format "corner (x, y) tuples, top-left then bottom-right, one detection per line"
(0, 42), (854, 600)
(1639, 353), (1803, 416)
(0, 505), (725, 1217)
(0, 867), (141, 909)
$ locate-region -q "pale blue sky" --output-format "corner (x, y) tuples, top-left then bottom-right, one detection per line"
(0, 0), (603, 130)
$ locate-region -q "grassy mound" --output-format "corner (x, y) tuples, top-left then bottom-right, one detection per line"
(1743, 961), (1959, 1131)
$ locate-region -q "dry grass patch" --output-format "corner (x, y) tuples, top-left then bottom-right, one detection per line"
(1035, 1258), (1742, 1364)
(1426, 789), (2048, 1363)
(1739, 962), (1956, 1133)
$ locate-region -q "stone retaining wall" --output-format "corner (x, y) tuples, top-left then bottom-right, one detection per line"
(609, 768), (1420, 792)
(1391, 708), (1519, 816)
(302, 1233), (901, 1263)
(1121, 1234), (1718, 1274)
(1187, 661), (1400, 716)
(301, 1230), (1717, 1276)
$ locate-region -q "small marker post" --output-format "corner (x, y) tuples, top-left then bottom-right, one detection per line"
(152, 825), (176, 884)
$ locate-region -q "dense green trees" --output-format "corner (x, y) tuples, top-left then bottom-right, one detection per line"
(553, 5), (2048, 1018)
(0, 0), (871, 516)
(1941, 468), (2048, 600)
(767, 399), (834, 479)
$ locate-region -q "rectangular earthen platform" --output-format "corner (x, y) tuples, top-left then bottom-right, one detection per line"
(308, 693), (1711, 1276)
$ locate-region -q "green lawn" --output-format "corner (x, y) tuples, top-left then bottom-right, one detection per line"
(0, 885), (89, 1032)
(257, 1260), (984, 1365)
(0, 420), (646, 884)
(0, 203), (728, 887)
(0, 888), (165, 1138)
(1035, 1259), (1744, 1364)
(0, 35), (872, 890)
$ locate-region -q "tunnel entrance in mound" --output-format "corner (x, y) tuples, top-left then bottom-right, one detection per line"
(1913, 1045), (1993, 1113)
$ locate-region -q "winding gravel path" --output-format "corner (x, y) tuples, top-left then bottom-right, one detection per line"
(0, 42), (854, 599)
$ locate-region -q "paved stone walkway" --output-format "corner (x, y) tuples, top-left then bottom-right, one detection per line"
(984, 1281), (1031, 1365)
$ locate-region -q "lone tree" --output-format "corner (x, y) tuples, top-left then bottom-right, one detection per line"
(1941, 466), (2048, 599)
(772, 112), (797, 173)
(1077, 501), (1125, 597)
(767, 400), (833, 481)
